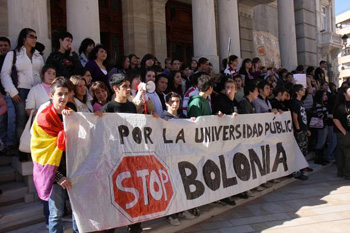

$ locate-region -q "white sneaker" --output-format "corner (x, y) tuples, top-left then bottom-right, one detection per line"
(166, 216), (180, 226)
(45, 224), (49, 230)
(179, 210), (196, 220)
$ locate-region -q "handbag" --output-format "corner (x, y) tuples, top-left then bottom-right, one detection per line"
(309, 116), (324, 129)
(19, 110), (34, 153)
(10, 50), (18, 87)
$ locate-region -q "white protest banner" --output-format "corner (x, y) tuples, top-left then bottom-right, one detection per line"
(293, 74), (307, 88)
(64, 112), (308, 232)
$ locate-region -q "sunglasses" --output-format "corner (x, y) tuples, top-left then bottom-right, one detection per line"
(27, 34), (38, 40)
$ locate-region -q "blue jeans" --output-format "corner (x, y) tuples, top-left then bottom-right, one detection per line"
(0, 95), (17, 147)
(48, 184), (78, 233)
(13, 88), (29, 139)
(326, 126), (338, 161)
(315, 126), (328, 150)
(42, 200), (49, 225)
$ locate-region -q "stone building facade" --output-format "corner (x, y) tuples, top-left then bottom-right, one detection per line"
(336, 10), (350, 84)
(0, 0), (342, 82)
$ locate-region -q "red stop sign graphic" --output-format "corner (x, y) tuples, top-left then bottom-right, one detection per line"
(110, 153), (175, 221)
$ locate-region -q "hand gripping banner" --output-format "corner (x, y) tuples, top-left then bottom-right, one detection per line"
(64, 112), (308, 232)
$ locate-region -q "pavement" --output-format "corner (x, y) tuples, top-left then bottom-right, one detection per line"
(182, 163), (350, 233)
(8, 163), (350, 233)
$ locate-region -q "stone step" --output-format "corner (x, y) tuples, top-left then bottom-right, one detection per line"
(0, 166), (16, 183)
(12, 157), (33, 176)
(0, 201), (44, 232)
(0, 182), (28, 205)
(0, 156), (12, 167)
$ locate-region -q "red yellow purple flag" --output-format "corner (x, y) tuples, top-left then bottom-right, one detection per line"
(31, 104), (65, 201)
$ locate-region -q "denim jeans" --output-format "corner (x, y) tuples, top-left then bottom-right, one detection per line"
(315, 126), (328, 150)
(326, 126), (338, 161)
(48, 184), (78, 233)
(42, 200), (49, 225)
(13, 88), (30, 139)
(0, 95), (17, 147)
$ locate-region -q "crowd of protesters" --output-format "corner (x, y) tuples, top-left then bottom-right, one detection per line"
(1, 28), (350, 233)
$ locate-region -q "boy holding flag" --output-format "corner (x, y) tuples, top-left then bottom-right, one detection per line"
(31, 77), (77, 233)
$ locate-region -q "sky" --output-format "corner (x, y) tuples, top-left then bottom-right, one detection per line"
(335, 0), (350, 15)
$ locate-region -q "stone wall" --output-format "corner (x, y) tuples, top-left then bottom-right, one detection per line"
(252, 3), (281, 67)
(121, 0), (167, 64)
(239, 4), (254, 59)
(0, 0), (8, 38)
(294, 0), (318, 67)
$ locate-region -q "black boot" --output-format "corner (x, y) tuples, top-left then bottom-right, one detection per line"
(314, 149), (327, 165)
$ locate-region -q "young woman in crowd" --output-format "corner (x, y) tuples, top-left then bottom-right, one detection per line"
(140, 54), (155, 78)
(143, 67), (156, 83)
(90, 81), (110, 112)
(109, 56), (130, 76)
(265, 73), (278, 90)
(333, 86), (350, 180)
(70, 75), (93, 112)
(180, 63), (192, 95)
(25, 65), (56, 116)
(233, 75), (244, 102)
(167, 71), (183, 98)
(191, 59), (198, 72)
(312, 90), (331, 165)
(239, 58), (254, 86)
(78, 38), (95, 67)
(82, 68), (93, 88)
(251, 57), (262, 79)
(85, 44), (110, 92)
(304, 66), (315, 110)
(1, 28), (44, 161)
(128, 54), (139, 70)
(278, 68), (288, 86)
(326, 82), (338, 162)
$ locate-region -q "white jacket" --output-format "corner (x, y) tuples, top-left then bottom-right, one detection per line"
(25, 83), (50, 110)
(1, 46), (44, 97)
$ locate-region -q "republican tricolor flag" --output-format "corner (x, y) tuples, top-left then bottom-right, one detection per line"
(31, 104), (66, 201)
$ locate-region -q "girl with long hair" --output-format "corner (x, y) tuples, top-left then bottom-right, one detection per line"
(85, 44), (110, 92)
(1, 28), (44, 160)
(333, 86), (350, 180)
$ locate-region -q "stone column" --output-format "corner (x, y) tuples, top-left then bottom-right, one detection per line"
(66, 0), (100, 51)
(278, 0), (298, 70)
(218, 0), (241, 63)
(192, 0), (219, 73)
(149, 0), (168, 64)
(121, 0), (149, 57)
(7, 0), (51, 55)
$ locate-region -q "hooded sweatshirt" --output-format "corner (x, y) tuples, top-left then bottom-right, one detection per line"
(187, 94), (211, 118)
